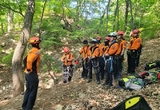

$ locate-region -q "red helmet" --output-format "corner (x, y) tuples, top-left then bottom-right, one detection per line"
(64, 47), (70, 53)
(133, 29), (140, 34)
(104, 36), (110, 41)
(117, 31), (124, 35)
(74, 60), (79, 65)
(29, 36), (41, 44)
(96, 36), (101, 40)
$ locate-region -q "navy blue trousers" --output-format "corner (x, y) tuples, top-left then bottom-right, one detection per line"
(22, 72), (39, 110)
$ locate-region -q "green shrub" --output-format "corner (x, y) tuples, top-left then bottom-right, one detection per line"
(2, 51), (13, 66)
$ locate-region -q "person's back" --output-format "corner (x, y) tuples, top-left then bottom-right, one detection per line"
(22, 36), (41, 110)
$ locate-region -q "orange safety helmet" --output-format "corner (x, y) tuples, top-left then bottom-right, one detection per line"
(104, 36), (110, 41)
(117, 31), (124, 35)
(133, 29), (140, 34)
(96, 36), (101, 40)
(64, 47), (70, 53)
(29, 36), (41, 44)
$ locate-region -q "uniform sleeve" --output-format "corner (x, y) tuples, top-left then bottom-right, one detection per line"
(94, 48), (100, 57)
(108, 43), (118, 55)
(27, 50), (40, 71)
(61, 54), (65, 62)
(122, 40), (127, 49)
(70, 53), (74, 61)
(131, 38), (141, 50)
(79, 48), (83, 54)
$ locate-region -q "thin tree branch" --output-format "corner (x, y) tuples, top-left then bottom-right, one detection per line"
(0, 4), (24, 17)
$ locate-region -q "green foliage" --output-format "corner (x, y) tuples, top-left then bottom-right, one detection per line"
(41, 53), (62, 73)
(2, 51), (13, 66)
(1, 0), (160, 73)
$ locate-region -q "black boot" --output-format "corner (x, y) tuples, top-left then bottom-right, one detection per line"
(87, 79), (92, 83)
(68, 76), (72, 82)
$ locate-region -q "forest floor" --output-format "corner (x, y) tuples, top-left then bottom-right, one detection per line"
(0, 36), (160, 110)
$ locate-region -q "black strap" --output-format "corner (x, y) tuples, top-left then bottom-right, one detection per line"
(90, 46), (98, 55)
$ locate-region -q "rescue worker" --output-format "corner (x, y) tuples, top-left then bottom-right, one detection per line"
(61, 47), (74, 83)
(88, 39), (100, 84)
(103, 32), (119, 88)
(134, 29), (142, 67)
(96, 36), (105, 80)
(78, 40), (91, 79)
(102, 36), (110, 83)
(22, 36), (41, 110)
(127, 29), (142, 74)
(114, 31), (127, 80)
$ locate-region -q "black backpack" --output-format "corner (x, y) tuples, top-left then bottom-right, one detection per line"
(112, 95), (152, 110)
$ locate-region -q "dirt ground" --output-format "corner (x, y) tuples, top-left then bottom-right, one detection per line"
(0, 38), (160, 110)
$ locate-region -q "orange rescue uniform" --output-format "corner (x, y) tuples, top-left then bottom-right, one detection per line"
(79, 45), (90, 60)
(128, 37), (142, 50)
(25, 47), (40, 73)
(61, 52), (74, 66)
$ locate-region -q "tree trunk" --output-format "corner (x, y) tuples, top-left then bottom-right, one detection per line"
(124, 0), (129, 31)
(112, 0), (119, 32)
(129, 0), (134, 30)
(116, 0), (119, 31)
(7, 10), (14, 32)
(12, 0), (35, 97)
(38, 0), (47, 38)
(1, 23), (5, 34)
(106, 0), (111, 35)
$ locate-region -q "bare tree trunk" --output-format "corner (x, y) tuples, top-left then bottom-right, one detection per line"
(106, 0), (111, 35)
(129, 0), (134, 30)
(12, 0), (35, 97)
(124, 0), (129, 31)
(1, 23), (5, 34)
(7, 10), (14, 32)
(38, 0), (47, 38)
(116, 0), (119, 31)
(112, 0), (118, 32)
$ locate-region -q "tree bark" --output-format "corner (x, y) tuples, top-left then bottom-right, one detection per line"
(129, 0), (134, 30)
(106, 0), (111, 35)
(112, 0), (119, 31)
(38, 0), (47, 38)
(124, 0), (129, 31)
(12, 0), (35, 97)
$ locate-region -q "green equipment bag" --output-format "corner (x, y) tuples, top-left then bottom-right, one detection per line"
(112, 95), (152, 110)
(118, 75), (146, 90)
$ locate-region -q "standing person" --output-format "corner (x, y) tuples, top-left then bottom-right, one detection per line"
(88, 39), (100, 84)
(96, 36), (105, 80)
(133, 29), (142, 67)
(22, 36), (42, 110)
(78, 40), (91, 79)
(115, 31), (127, 80)
(102, 36), (110, 86)
(103, 32), (119, 88)
(61, 47), (74, 83)
(127, 29), (142, 74)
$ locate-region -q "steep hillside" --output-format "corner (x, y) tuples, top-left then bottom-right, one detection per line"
(0, 36), (160, 110)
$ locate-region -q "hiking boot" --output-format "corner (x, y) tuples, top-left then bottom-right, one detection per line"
(83, 76), (87, 79)
(97, 81), (100, 84)
(106, 85), (112, 89)
(101, 77), (104, 80)
(87, 79), (92, 83)
(113, 85), (121, 89)
(63, 80), (67, 83)
(68, 76), (72, 82)
(102, 82), (108, 86)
